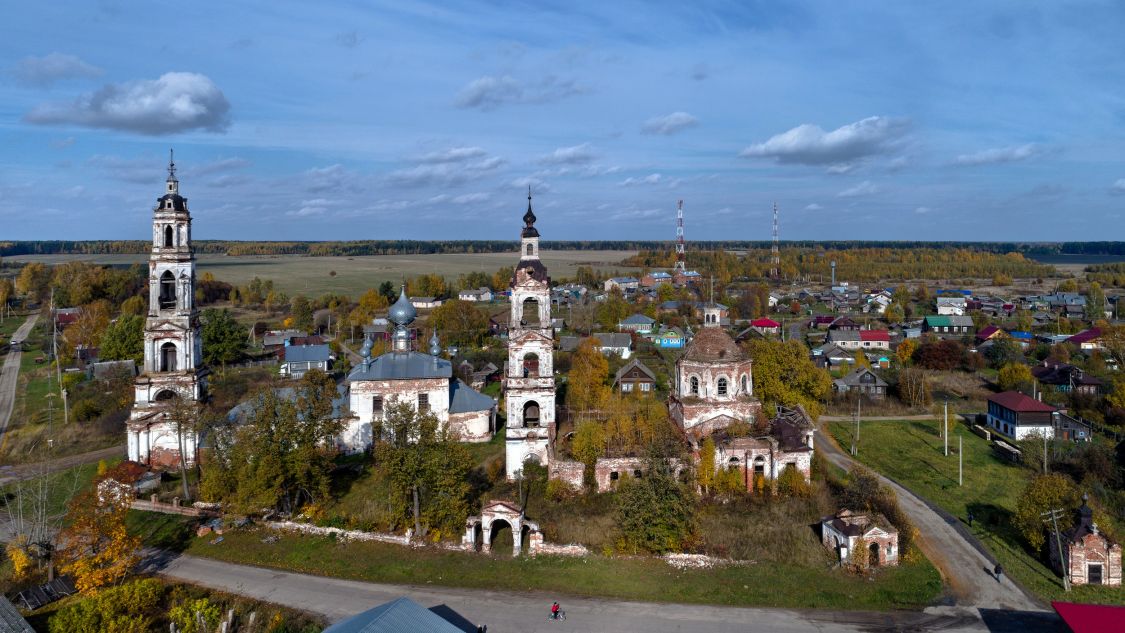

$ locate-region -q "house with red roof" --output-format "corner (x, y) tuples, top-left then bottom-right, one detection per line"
(827, 328), (890, 351)
(750, 317), (781, 336)
(975, 324), (1003, 345)
(986, 391), (1058, 441)
(1066, 328), (1103, 351)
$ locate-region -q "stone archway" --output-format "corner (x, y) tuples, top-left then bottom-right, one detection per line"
(868, 541), (880, 567)
(490, 519), (514, 556)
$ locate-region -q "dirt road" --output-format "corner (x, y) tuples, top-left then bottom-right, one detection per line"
(0, 314), (40, 450)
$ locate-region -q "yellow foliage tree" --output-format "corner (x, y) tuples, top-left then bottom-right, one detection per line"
(895, 338), (917, 365)
(698, 437), (716, 495)
(5, 537), (33, 580)
(854, 349), (871, 368)
(56, 488), (142, 593)
(567, 338), (610, 414)
(997, 363), (1033, 392)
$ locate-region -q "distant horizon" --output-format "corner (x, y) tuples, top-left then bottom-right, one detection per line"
(3, 3), (1125, 241)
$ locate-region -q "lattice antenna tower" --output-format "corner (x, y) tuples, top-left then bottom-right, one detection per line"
(770, 202), (780, 279)
(674, 199), (686, 273)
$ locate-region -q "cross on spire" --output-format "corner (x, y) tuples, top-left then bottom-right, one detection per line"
(167, 148), (177, 181)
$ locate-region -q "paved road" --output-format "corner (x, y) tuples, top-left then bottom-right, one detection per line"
(0, 314), (39, 449)
(0, 444), (125, 486)
(151, 553), (1061, 632)
(814, 424), (1045, 612)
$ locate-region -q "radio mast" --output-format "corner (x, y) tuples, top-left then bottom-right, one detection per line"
(674, 199), (686, 273)
(770, 202), (780, 279)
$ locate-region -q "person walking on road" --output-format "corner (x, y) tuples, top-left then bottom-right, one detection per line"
(994, 564), (1003, 583)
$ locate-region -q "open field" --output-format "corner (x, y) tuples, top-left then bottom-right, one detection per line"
(132, 512), (942, 611)
(6, 251), (641, 297)
(828, 418), (1124, 605)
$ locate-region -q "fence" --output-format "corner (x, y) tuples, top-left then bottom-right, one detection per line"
(131, 495), (217, 517)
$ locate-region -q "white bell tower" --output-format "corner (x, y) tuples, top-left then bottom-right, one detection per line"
(504, 189), (555, 478)
(127, 150), (207, 468)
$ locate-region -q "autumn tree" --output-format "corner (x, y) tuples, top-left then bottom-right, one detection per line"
(349, 288), (390, 333)
(884, 302), (905, 325)
(48, 578), (163, 633)
(429, 299), (490, 347)
(1014, 473), (1079, 551)
(603, 394), (673, 456)
(914, 339), (964, 371)
(289, 295), (314, 332)
(16, 262), (51, 302)
(897, 367), (932, 407)
(743, 339), (832, 418)
(56, 487), (141, 592)
(374, 399), (474, 537)
(984, 338), (1024, 369)
(998, 363), (1034, 392)
(0, 278), (13, 310)
(64, 300), (111, 352)
(697, 436), (716, 495)
(854, 349), (871, 368)
(119, 294), (146, 316)
(570, 420), (606, 486)
(98, 315), (144, 364)
(595, 292), (631, 330)
(616, 459), (695, 554)
(567, 338), (610, 415)
(895, 338), (917, 365)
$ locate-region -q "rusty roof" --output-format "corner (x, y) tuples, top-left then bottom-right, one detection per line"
(683, 327), (744, 363)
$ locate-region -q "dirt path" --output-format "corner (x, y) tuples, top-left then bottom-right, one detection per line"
(820, 413), (937, 422)
(814, 423), (1045, 611)
(0, 444), (124, 486)
(0, 314), (40, 450)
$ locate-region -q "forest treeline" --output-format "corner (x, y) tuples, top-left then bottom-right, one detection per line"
(3, 240), (1125, 258)
(624, 247), (1058, 282)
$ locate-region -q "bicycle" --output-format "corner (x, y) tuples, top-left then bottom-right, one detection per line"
(547, 610), (567, 622)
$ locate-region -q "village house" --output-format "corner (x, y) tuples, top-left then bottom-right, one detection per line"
(604, 277), (640, 294)
(749, 317), (782, 336)
(1049, 495), (1122, 586)
(343, 287), (496, 451)
(1032, 361), (1103, 396)
(864, 290), (893, 314)
(640, 271), (673, 287)
(457, 287), (493, 302)
(279, 343), (332, 379)
(986, 391), (1057, 441)
(409, 296), (443, 310)
(936, 296), (968, 316)
(613, 358), (657, 394)
(1067, 328), (1103, 351)
(923, 315), (974, 336)
(811, 343), (855, 369)
(828, 328), (890, 351)
(975, 324), (1004, 345)
(821, 510), (900, 567)
(618, 313), (656, 334)
(651, 325), (686, 349)
(672, 269), (703, 286)
(833, 367), (888, 400)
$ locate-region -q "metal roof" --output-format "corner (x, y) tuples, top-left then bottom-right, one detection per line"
(323, 597), (465, 633)
(349, 351), (452, 381)
(284, 344), (332, 363)
(0, 597), (34, 633)
(448, 379), (496, 414)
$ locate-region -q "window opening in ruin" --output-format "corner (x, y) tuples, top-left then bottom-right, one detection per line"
(523, 353), (539, 377)
(164, 225), (174, 248)
(160, 342), (177, 372)
(633, 470), (642, 478)
(717, 377), (728, 396)
(418, 393), (430, 413)
(689, 376), (699, 395)
(372, 395), (383, 418)
(1089, 564), (1103, 585)
(868, 542), (880, 567)
(525, 243), (533, 256)
(159, 271), (177, 309)
(521, 298), (541, 327)
(522, 401), (540, 427)
(155, 389), (177, 401)
(741, 374), (748, 393)
(610, 471), (619, 480)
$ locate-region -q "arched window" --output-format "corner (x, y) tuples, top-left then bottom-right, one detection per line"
(522, 353), (539, 377)
(154, 389), (178, 401)
(160, 342), (177, 372)
(525, 243), (534, 256)
(522, 400), (540, 427)
(164, 225), (174, 248)
(717, 377), (728, 396)
(521, 298), (540, 327)
(741, 374), (748, 393)
(689, 376), (699, 395)
(159, 271), (176, 309)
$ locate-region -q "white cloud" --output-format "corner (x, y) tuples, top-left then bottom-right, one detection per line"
(740, 116), (909, 167)
(1112, 179), (1125, 195)
(287, 198), (337, 217)
(837, 180), (880, 198)
(11, 53), (102, 87)
(188, 157), (250, 177)
(25, 72), (231, 135)
(954, 143), (1043, 166)
(641, 111), (699, 135)
(826, 163), (858, 174)
(511, 176), (550, 193)
(538, 143), (597, 165)
(86, 154), (160, 184)
(804, 203), (823, 211)
(619, 173), (664, 186)
(418, 146), (487, 163)
(914, 206), (931, 214)
(451, 192), (490, 204)
(304, 164), (349, 193)
(455, 75), (586, 111)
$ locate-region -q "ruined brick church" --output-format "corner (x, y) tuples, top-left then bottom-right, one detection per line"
(127, 153), (207, 468)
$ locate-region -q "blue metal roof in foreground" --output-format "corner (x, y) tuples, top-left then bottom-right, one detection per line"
(323, 597), (465, 633)
(448, 378), (495, 414)
(348, 351), (452, 381)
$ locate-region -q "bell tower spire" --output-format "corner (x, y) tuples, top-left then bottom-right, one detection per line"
(166, 148), (179, 195)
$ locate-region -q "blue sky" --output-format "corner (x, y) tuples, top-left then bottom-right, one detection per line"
(2, 1), (1124, 241)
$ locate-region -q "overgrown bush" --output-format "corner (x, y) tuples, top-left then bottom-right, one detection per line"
(49, 578), (163, 633)
(615, 460), (695, 554)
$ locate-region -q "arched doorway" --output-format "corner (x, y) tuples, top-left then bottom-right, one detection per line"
(154, 389), (178, 401)
(472, 522), (483, 552)
(160, 342), (177, 372)
(522, 401), (540, 427)
(159, 271), (177, 309)
(868, 542), (880, 568)
(520, 524), (531, 556)
(489, 519), (513, 556)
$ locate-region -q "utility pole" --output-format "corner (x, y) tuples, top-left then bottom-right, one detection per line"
(1043, 432), (1049, 474)
(49, 289), (68, 425)
(1041, 508), (1071, 592)
(851, 397), (861, 456)
(944, 400), (949, 457)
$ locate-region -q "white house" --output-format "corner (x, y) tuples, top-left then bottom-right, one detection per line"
(458, 287), (493, 302)
(936, 296), (968, 316)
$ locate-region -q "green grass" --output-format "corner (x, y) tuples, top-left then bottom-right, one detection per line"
(171, 522), (941, 611)
(828, 418), (1124, 605)
(0, 458), (118, 524)
(10, 251), (642, 298)
(462, 432), (504, 467)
